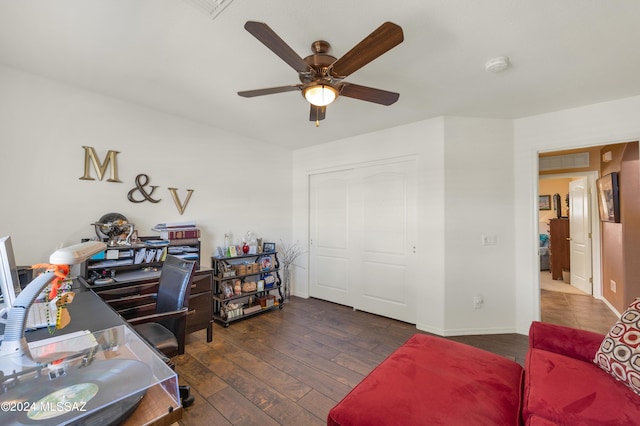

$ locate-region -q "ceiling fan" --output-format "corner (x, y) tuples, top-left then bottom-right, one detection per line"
(237, 21), (404, 125)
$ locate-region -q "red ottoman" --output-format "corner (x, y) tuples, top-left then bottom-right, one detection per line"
(327, 334), (524, 426)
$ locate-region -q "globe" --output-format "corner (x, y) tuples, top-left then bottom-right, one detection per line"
(92, 213), (134, 245)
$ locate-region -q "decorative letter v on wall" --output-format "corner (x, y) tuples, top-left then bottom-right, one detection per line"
(169, 188), (194, 215)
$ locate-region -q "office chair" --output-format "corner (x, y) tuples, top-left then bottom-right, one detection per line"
(125, 255), (197, 407)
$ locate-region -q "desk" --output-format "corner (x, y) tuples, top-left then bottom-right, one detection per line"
(87, 267), (214, 342)
(1, 279), (182, 425)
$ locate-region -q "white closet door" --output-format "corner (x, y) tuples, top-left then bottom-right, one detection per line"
(309, 169), (353, 306)
(309, 160), (417, 323)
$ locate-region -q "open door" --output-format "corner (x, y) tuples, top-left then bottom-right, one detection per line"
(569, 177), (592, 294)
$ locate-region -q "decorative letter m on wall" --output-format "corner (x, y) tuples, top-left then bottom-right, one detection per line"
(79, 146), (122, 182)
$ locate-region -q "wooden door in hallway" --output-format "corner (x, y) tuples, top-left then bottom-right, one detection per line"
(309, 160), (417, 323)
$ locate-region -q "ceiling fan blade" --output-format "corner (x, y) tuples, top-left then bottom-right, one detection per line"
(339, 83), (399, 105)
(310, 104), (326, 122)
(238, 85), (302, 98)
(244, 21), (312, 74)
(330, 22), (404, 79)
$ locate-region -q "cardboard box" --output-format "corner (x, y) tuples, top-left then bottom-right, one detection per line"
(247, 263), (259, 274)
(232, 264), (247, 275)
(257, 295), (276, 308)
(243, 305), (262, 315)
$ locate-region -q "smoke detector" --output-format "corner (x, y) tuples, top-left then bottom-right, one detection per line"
(485, 56), (510, 73)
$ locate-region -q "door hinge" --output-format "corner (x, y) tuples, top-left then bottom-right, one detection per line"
(589, 277), (593, 283)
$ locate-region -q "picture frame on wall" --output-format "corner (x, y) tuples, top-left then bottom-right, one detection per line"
(596, 172), (620, 223)
(539, 195), (551, 211)
(262, 242), (276, 253)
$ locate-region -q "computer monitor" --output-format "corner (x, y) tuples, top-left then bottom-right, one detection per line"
(0, 235), (21, 311)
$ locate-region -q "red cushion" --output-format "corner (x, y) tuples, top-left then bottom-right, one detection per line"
(327, 334), (523, 426)
(529, 321), (603, 363)
(523, 348), (640, 425)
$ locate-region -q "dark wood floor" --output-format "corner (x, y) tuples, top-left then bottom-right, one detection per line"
(175, 297), (526, 425)
(175, 293), (617, 426)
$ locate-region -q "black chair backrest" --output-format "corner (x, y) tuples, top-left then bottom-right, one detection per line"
(156, 255), (197, 314)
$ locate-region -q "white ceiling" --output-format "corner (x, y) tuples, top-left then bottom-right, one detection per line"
(1, 0), (640, 149)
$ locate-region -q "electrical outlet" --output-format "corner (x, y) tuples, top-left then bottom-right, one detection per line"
(473, 295), (483, 309)
(610, 280), (617, 293)
(482, 235), (497, 246)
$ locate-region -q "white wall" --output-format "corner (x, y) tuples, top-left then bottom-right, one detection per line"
(514, 95), (640, 334)
(293, 116), (515, 336)
(443, 117), (515, 335)
(0, 65), (293, 266)
(5, 61), (638, 336)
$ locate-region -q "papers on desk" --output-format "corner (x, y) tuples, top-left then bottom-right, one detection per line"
(151, 221), (196, 231)
(89, 259), (134, 268)
(90, 248), (136, 268)
(106, 249), (133, 260)
(134, 247), (146, 264)
(133, 246), (168, 264)
(174, 253), (199, 260)
(144, 239), (170, 246)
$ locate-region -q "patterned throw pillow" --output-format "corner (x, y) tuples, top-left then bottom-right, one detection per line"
(594, 298), (640, 395)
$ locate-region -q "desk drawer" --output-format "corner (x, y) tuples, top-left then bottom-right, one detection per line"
(191, 271), (212, 295)
(186, 291), (211, 334)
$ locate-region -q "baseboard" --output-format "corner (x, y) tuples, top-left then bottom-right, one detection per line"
(416, 323), (445, 336)
(417, 322), (519, 337)
(597, 296), (621, 318)
(289, 290), (309, 299)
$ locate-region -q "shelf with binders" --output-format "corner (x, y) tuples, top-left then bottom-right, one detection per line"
(211, 251), (283, 327)
(82, 237), (200, 285)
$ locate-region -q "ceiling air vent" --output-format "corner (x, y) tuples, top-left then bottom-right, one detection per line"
(539, 152), (589, 171)
(182, 0), (235, 20)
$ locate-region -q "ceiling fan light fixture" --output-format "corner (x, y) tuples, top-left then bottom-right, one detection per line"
(304, 84), (338, 106)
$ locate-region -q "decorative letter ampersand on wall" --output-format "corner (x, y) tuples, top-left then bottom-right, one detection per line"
(80, 146), (195, 215)
(127, 174), (161, 203)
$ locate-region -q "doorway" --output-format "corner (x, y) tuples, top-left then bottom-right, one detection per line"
(538, 172), (600, 297)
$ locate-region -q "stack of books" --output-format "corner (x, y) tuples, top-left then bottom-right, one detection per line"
(152, 221), (200, 261)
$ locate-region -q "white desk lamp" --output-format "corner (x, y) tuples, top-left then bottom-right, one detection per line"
(0, 241), (106, 368)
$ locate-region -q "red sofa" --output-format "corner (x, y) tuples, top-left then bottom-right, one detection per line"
(327, 321), (640, 425)
(525, 321), (640, 425)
